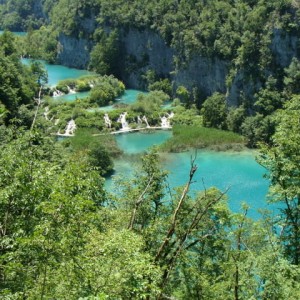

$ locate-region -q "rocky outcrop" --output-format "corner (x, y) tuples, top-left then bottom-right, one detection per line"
(119, 28), (174, 88)
(56, 33), (93, 69)
(271, 29), (299, 67)
(56, 26), (299, 104)
(119, 29), (228, 100)
(173, 56), (228, 98)
(56, 10), (98, 69)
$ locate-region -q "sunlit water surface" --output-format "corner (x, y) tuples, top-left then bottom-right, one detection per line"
(107, 131), (272, 219)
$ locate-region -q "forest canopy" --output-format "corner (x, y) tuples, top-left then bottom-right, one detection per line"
(0, 1), (300, 299)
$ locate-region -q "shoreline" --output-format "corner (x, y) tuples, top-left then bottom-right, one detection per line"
(92, 126), (172, 136)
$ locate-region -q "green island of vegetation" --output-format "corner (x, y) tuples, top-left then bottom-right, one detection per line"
(0, 1), (300, 299)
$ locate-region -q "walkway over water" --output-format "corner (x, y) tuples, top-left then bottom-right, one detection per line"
(93, 126), (172, 136)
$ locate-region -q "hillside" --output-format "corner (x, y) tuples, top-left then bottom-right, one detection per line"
(1, 0), (300, 106)
(0, 2), (300, 299)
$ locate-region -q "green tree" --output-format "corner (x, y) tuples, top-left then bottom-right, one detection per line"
(30, 60), (48, 86)
(0, 30), (17, 57)
(89, 29), (121, 76)
(113, 151), (234, 297)
(241, 114), (275, 148)
(254, 76), (283, 116)
(0, 130), (107, 298)
(258, 96), (300, 265)
(88, 75), (125, 107)
(226, 105), (246, 133)
(201, 92), (227, 129)
(149, 78), (172, 96)
(284, 57), (300, 95)
(176, 85), (190, 106)
(131, 90), (169, 115)
(65, 128), (120, 176)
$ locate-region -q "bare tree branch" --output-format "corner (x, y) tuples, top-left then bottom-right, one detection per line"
(31, 86), (43, 131)
(128, 175), (154, 230)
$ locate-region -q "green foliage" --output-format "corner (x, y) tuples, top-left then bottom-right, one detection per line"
(0, 0), (46, 30)
(50, 0), (98, 36)
(64, 128), (122, 175)
(53, 75), (125, 108)
(0, 33), (40, 124)
(131, 90), (169, 114)
(201, 92), (228, 129)
(19, 26), (59, 62)
(254, 76), (284, 116)
(44, 98), (104, 133)
(1, 1), (300, 297)
(161, 125), (244, 152)
(283, 57), (300, 95)
(171, 105), (202, 126)
(56, 77), (90, 93)
(176, 85), (190, 104)
(241, 114), (275, 148)
(0, 128), (299, 298)
(94, 0), (293, 64)
(149, 78), (172, 96)
(0, 30), (17, 56)
(226, 105), (246, 133)
(29, 60), (48, 86)
(88, 75), (125, 106)
(89, 29), (121, 76)
(258, 96), (300, 265)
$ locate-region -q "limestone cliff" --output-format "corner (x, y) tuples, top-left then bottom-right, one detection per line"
(119, 29), (174, 88)
(271, 28), (299, 67)
(56, 26), (299, 105)
(56, 33), (93, 69)
(56, 10), (97, 69)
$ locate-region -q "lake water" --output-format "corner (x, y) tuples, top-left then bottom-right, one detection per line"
(54, 91), (90, 102)
(115, 130), (172, 153)
(107, 131), (271, 219)
(21, 58), (92, 87)
(0, 30), (26, 36)
(163, 150), (270, 218)
(54, 89), (147, 112)
(21, 59), (146, 107)
(22, 57), (271, 218)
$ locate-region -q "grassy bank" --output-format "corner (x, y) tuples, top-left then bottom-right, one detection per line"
(160, 125), (245, 152)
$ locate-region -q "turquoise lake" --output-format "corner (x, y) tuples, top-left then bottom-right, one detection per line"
(21, 59), (147, 108)
(22, 57), (271, 219)
(0, 30), (26, 36)
(108, 131), (271, 219)
(56, 88), (146, 104)
(21, 58), (92, 87)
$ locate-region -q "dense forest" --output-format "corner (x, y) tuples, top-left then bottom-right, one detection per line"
(0, 0), (300, 299)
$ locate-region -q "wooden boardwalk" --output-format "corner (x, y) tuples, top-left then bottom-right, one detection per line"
(92, 126), (172, 136)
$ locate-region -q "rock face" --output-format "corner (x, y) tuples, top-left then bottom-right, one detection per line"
(56, 11), (97, 69)
(173, 56), (228, 98)
(56, 26), (299, 104)
(56, 33), (93, 69)
(271, 29), (299, 67)
(119, 29), (228, 100)
(32, 0), (46, 20)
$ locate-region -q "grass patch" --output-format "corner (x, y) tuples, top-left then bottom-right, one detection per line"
(160, 125), (245, 152)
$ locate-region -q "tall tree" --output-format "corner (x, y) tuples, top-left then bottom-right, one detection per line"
(259, 95), (300, 265)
